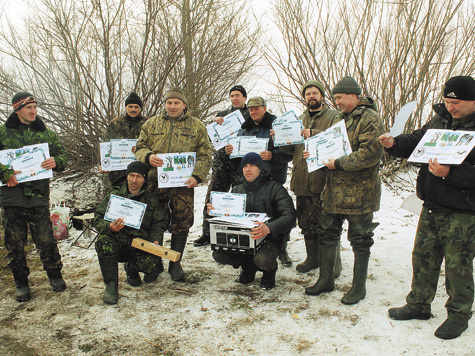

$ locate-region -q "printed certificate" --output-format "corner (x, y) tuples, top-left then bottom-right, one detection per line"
(272, 120), (304, 146)
(306, 120), (352, 172)
(100, 142), (137, 172)
(207, 111), (245, 150)
(389, 101), (418, 137)
(0, 143), (52, 186)
(210, 191), (246, 217)
(157, 152), (196, 188)
(273, 110), (299, 125)
(110, 139), (137, 160)
(408, 129), (475, 164)
(104, 194), (147, 229)
(228, 137), (269, 158)
(207, 125), (227, 150)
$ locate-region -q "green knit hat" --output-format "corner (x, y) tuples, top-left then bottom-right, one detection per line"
(164, 87), (187, 104)
(332, 76), (362, 95)
(301, 80), (325, 98)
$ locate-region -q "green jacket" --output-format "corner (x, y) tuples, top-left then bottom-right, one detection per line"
(280, 105), (338, 196)
(135, 109), (212, 183)
(93, 181), (167, 243)
(105, 114), (147, 141)
(322, 98), (385, 215)
(0, 113), (68, 207)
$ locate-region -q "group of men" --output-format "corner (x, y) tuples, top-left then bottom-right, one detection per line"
(0, 75), (474, 340)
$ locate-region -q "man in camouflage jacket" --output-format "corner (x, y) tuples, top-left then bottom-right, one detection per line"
(0, 92), (68, 302)
(135, 88), (212, 282)
(103, 92), (147, 186)
(382, 75), (475, 340)
(305, 77), (384, 306)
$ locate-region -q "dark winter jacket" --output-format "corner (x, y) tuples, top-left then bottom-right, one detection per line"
(93, 181), (167, 243)
(235, 112), (292, 184)
(387, 103), (475, 213)
(0, 113), (68, 207)
(322, 97), (385, 215)
(105, 113), (147, 141)
(231, 171), (296, 246)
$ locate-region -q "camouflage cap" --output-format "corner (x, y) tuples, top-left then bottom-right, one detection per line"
(247, 96), (266, 107)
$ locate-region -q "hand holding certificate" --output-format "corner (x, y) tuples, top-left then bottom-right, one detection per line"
(209, 191), (246, 217)
(156, 152), (196, 188)
(272, 119), (304, 146)
(100, 139), (138, 172)
(104, 194), (147, 229)
(207, 111), (245, 150)
(228, 137), (269, 158)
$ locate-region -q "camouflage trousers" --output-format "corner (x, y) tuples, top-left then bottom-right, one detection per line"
(296, 195), (323, 237)
(201, 148), (240, 237)
(213, 240), (280, 272)
(1, 206), (63, 278)
(317, 212), (377, 253)
(406, 207), (475, 323)
(148, 184), (194, 235)
(95, 233), (161, 275)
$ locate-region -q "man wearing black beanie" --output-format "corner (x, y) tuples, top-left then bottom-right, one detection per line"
(381, 75), (475, 340)
(102, 92), (147, 186)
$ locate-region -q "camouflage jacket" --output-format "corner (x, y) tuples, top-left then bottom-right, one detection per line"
(135, 109), (212, 183)
(387, 103), (475, 213)
(280, 105), (338, 196)
(322, 98), (385, 215)
(105, 114), (147, 141)
(93, 181), (167, 243)
(0, 113), (68, 207)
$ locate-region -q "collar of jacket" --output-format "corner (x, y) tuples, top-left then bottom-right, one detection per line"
(241, 111), (275, 130)
(242, 170), (271, 191)
(5, 112), (47, 132)
(119, 180), (146, 200)
(433, 103), (475, 129)
(162, 107), (190, 122)
(306, 103), (330, 118)
(125, 113), (145, 122)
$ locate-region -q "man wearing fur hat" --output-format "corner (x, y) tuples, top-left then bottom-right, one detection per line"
(305, 77), (384, 307)
(135, 88), (212, 282)
(102, 92), (148, 186)
(381, 75), (475, 340)
(0, 92), (68, 302)
(278, 80), (341, 275)
(94, 161), (167, 304)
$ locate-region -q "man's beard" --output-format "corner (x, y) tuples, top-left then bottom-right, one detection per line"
(307, 99), (322, 110)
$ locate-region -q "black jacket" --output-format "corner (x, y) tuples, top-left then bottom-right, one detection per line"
(387, 104), (475, 213)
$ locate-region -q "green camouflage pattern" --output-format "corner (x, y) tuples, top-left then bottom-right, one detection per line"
(1, 206), (63, 277)
(296, 195), (323, 236)
(147, 184), (194, 235)
(0, 114), (68, 205)
(322, 98), (385, 215)
(406, 207), (475, 323)
(135, 109), (212, 183)
(94, 181), (167, 261)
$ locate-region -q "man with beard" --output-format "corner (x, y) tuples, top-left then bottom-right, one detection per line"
(278, 81), (341, 275)
(193, 85), (250, 247)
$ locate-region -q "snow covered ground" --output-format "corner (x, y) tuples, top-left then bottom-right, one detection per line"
(0, 170), (474, 356)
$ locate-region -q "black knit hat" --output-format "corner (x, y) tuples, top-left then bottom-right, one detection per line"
(443, 76), (475, 101)
(229, 85), (247, 98)
(125, 92), (143, 108)
(126, 161), (149, 181)
(240, 152), (264, 171)
(12, 92), (38, 111)
(332, 76), (362, 95)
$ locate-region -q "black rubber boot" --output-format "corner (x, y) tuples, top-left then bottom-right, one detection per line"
(341, 252), (370, 305)
(305, 244), (337, 296)
(260, 269), (277, 290)
(235, 258), (258, 284)
(13, 272), (31, 302)
(434, 319), (468, 340)
(169, 234), (188, 282)
(193, 234), (210, 247)
(388, 304), (431, 320)
(278, 238), (292, 267)
(334, 245), (342, 279)
(296, 238), (319, 273)
(98, 255), (119, 304)
(124, 262), (142, 287)
(47, 269), (67, 291)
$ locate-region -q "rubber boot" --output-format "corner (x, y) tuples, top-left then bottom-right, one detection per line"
(98, 255), (119, 304)
(144, 259), (163, 283)
(124, 262), (142, 286)
(236, 259), (258, 284)
(47, 269), (67, 291)
(194, 206), (211, 247)
(296, 238), (319, 273)
(334, 245), (342, 279)
(305, 244), (337, 296)
(260, 268), (277, 290)
(13, 272), (31, 302)
(169, 234), (187, 282)
(193, 234), (210, 247)
(341, 252), (370, 305)
(278, 237), (292, 267)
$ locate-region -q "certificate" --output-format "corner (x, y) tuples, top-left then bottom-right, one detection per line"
(207, 125), (227, 150)
(306, 120), (352, 172)
(157, 152), (196, 188)
(207, 111), (245, 150)
(0, 143), (52, 186)
(228, 137), (269, 158)
(408, 129), (475, 165)
(100, 142), (137, 172)
(389, 101), (417, 138)
(104, 194), (147, 229)
(110, 139), (137, 160)
(272, 120), (304, 146)
(210, 191), (246, 217)
(273, 110), (299, 124)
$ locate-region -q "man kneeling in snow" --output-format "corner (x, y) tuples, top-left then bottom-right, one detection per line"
(208, 153), (296, 290)
(94, 161), (167, 304)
